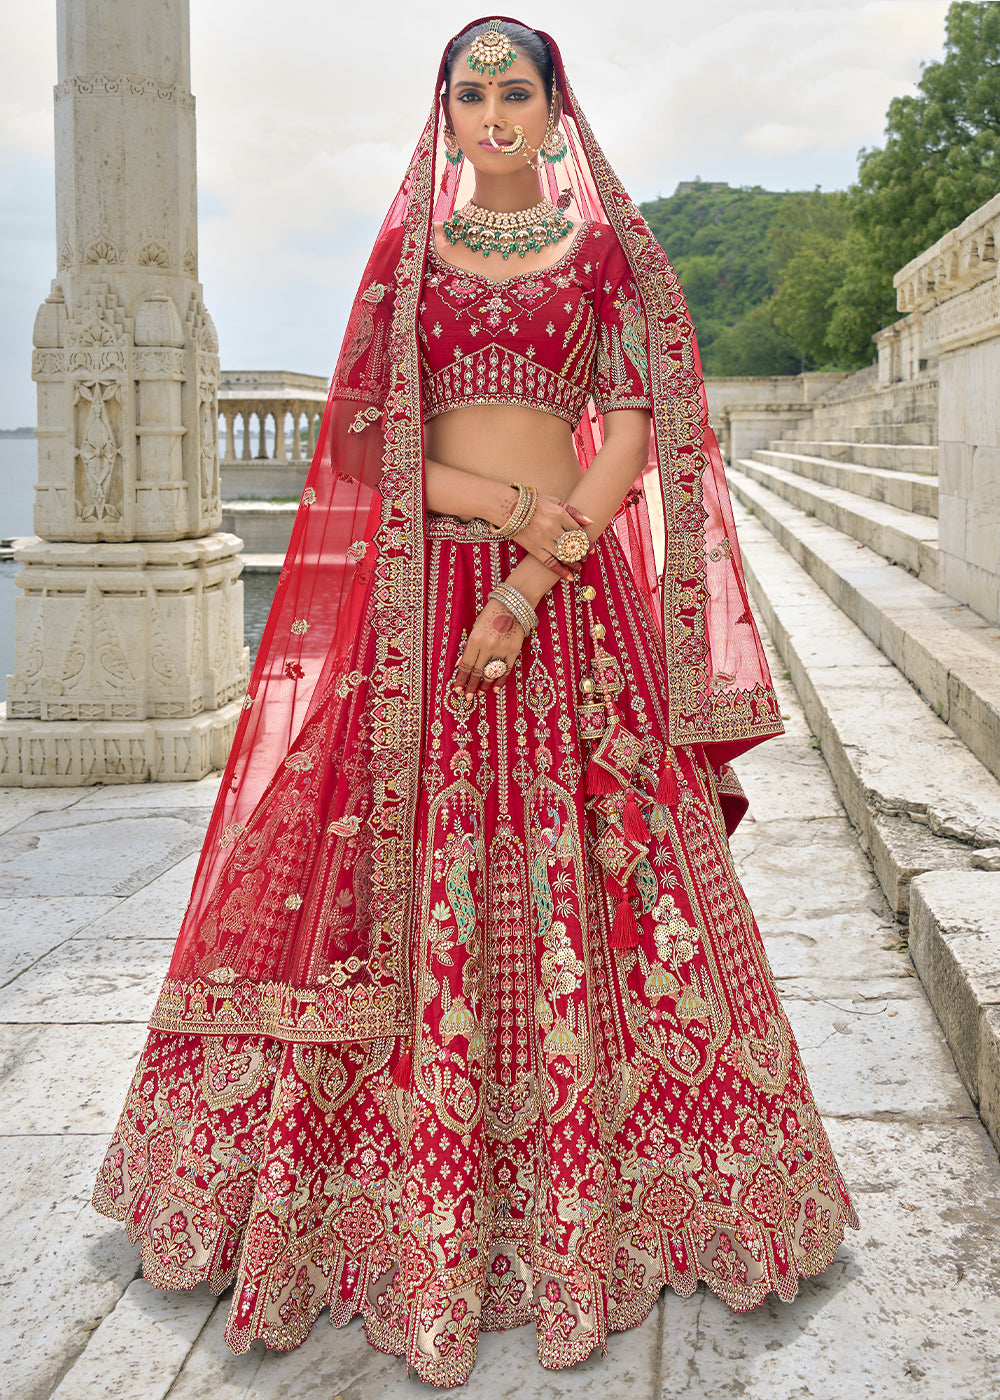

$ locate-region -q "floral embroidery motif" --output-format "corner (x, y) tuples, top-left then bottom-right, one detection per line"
(348, 406), (381, 434)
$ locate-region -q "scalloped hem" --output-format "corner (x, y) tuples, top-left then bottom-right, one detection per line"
(93, 1178), (858, 1388)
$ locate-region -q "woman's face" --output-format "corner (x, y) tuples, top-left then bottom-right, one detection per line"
(445, 49), (551, 172)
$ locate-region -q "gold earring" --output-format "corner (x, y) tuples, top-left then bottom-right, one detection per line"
(443, 126), (463, 166)
(541, 78), (568, 164)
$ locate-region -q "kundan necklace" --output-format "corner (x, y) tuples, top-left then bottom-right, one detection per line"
(443, 199), (573, 260)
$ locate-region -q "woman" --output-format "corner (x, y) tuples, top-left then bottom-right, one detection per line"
(93, 18), (858, 1387)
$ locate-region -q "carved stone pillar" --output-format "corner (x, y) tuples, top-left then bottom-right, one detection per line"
(2, 0), (248, 785)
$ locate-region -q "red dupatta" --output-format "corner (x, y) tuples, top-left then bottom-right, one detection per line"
(149, 18), (782, 1048)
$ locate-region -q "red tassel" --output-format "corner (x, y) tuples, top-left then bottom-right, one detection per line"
(391, 1042), (412, 1088)
(586, 759), (619, 796)
(609, 895), (639, 949)
(657, 762), (678, 805)
(622, 793), (650, 843)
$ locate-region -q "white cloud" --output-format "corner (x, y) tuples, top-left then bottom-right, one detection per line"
(743, 124), (824, 155)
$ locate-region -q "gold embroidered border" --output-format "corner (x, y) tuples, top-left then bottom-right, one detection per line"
(148, 976), (403, 1044)
(567, 81), (783, 751)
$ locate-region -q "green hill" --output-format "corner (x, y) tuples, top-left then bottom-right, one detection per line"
(638, 182), (850, 376)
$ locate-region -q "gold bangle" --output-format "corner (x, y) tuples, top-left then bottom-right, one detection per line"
(491, 482), (537, 539)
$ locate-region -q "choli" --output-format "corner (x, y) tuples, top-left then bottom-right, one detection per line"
(418, 222), (652, 429)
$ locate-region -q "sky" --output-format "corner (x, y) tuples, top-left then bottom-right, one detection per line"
(0, 0), (952, 426)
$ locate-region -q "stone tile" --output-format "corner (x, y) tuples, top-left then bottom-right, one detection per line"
(656, 1118), (1000, 1399)
(0, 1023), (146, 1134)
(0, 937), (172, 1023)
(167, 1286), (660, 1399)
(736, 751), (847, 824)
(0, 1136), (140, 1400)
(761, 915), (912, 996)
(0, 787), (85, 837)
(79, 853), (197, 940)
(733, 814), (879, 894)
(50, 1279), (219, 1400)
(71, 775), (222, 812)
(0, 895), (119, 986)
(0, 807), (206, 897)
(782, 995), (972, 1122)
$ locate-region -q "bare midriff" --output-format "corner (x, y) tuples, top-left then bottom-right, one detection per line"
(424, 405), (585, 517)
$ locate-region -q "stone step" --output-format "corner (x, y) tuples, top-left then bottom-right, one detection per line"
(727, 466), (1000, 789)
(752, 448), (939, 519)
(850, 422), (938, 447)
(736, 456), (939, 585)
(730, 497), (1000, 1158)
(768, 440), (939, 475)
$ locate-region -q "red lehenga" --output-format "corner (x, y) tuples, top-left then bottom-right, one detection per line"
(93, 16), (858, 1387)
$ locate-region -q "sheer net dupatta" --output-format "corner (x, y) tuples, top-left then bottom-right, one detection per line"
(149, 106), (465, 1046)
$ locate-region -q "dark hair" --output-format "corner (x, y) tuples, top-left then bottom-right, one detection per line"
(444, 20), (554, 92)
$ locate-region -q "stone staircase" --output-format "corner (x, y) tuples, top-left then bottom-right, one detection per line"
(724, 370), (1000, 1155)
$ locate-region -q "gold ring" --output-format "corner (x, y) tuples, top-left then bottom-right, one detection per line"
(553, 529), (589, 564)
(483, 657), (509, 680)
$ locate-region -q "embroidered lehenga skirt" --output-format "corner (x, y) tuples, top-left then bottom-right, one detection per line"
(93, 514), (858, 1388)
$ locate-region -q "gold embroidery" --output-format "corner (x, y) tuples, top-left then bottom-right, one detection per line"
(290, 618), (310, 635)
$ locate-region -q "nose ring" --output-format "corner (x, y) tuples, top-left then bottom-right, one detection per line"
(487, 125), (504, 150)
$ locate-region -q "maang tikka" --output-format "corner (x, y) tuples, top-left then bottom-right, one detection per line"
(466, 21), (517, 76)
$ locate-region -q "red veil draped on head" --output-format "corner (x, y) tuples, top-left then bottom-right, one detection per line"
(150, 18), (783, 1050)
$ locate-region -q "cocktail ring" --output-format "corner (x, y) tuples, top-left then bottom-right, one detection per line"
(553, 528), (590, 564)
(483, 657), (509, 680)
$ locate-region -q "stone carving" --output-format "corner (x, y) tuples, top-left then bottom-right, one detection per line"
(73, 375), (123, 521)
(61, 580), (135, 694)
(146, 583), (179, 685)
(54, 72), (195, 112)
(82, 226), (126, 266)
(200, 381), (219, 500)
(137, 240), (172, 268)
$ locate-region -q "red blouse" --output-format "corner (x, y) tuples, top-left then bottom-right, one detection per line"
(418, 222), (652, 429)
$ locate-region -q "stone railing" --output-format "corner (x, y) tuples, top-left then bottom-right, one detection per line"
(218, 370), (329, 499)
(876, 192), (1000, 386)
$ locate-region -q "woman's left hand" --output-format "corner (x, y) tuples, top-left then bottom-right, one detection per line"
(453, 598), (527, 697)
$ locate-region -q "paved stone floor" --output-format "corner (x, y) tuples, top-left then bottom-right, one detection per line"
(2, 640), (999, 1400)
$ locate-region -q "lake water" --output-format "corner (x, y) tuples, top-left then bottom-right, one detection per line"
(0, 438), (277, 686)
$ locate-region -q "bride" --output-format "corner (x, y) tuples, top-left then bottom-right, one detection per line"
(93, 17), (858, 1387)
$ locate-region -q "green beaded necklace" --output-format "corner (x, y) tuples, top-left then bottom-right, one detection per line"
(443, 199), (574, 260)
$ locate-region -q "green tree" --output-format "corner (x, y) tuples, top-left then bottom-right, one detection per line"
(708, 301), (801, 377)
(828, 0), (1000, 362)
(769, 191), (850, 365)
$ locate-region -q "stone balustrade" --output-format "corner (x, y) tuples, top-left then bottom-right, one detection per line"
(895, 193), (1000, 319)
(218, 371), (328, 500)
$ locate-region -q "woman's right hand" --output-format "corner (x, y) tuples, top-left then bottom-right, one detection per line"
(511, 492), (594, 581)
